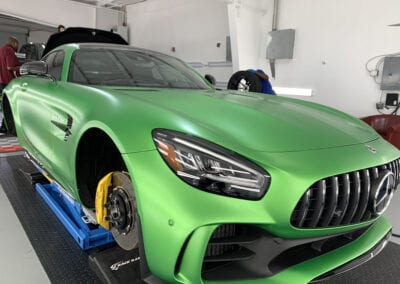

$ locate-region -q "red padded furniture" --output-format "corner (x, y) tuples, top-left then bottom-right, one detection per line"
(361, 114), (400, 149)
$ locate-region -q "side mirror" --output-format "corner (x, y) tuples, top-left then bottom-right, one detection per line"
(20, 61), (48, 76)
(205, 74), (216, 86)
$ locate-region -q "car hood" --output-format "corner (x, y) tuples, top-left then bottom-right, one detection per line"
(109, 88), (378, 152)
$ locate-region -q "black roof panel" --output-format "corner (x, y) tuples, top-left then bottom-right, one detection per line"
(42, 27), (128, 57)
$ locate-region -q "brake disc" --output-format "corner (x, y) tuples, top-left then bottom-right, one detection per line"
(106, 172), (139, 251)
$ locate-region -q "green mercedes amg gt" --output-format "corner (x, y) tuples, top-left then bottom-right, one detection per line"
(2, 28), (400, 283)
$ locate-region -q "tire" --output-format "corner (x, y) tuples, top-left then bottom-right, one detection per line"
(205, 74), (216, 85)
(2, 97), (16, 136)
(227, 70), (263, 93)
(106, 172), (139, 251)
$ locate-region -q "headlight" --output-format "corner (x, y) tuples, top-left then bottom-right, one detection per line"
(152, 129), (270, 200)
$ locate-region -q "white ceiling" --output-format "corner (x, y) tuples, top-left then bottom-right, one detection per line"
(0, 0), (253, 36)
(0, 0), (146, 35)
(69, 0), (146, 9)
(0, 14), (55, 33)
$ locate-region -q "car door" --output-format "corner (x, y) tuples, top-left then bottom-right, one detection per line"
(45, 51), (81, 191)
(44, 50), (77, 187)
(16, 50), (65, 173)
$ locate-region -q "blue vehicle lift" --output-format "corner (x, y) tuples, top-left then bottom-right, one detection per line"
(26, 155), (147, 283)
(35, 182), (146, 283)
(35, 182), (114, 250)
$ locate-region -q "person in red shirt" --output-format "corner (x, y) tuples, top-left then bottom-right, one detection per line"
(0, 36), (20, 133)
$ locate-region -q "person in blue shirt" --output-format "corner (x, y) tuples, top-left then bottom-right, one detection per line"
(247, 69), (276, 95)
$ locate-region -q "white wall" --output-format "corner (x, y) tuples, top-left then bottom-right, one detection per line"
(96, 7), (124, 32)
(0, 0), (96, 29)
(28, 31), (52, 43)
(126, 0), (232, 82)
(4, 0), (389, 117)
(126, 0), (400, 117)
(263, 0), (400, 117)
(127, 0), (229, 61)
(226, 0), (272, 71)
(0, 31), (26, 46)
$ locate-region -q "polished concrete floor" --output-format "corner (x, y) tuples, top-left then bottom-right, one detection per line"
(0, 111), (48, 282)
(0, 183), (50, 283)
(0, 115), (49, 282)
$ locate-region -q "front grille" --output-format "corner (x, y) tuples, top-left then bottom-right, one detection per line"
(202, 224), (260, 280)
(203, 224), (257, 265)
(291, 159), (400, 228)
(201, 224), (371, 281)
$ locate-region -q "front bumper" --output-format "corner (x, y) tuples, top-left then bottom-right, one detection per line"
(122, 138), (399, 283)
(310, 229), (391, 283)
(175, 216), (391, 284)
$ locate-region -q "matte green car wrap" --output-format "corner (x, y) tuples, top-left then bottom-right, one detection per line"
(122, 137), (395, 282)
(3, 39), (400, 283)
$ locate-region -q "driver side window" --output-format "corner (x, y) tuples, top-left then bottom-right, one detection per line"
(43, 51), (64, 80)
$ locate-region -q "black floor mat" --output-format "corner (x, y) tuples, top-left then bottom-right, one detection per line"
(0, 154), (99, 283)
(320, 241), (400, 283)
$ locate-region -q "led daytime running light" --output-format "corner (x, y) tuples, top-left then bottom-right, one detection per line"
(153, 130), (270, 200)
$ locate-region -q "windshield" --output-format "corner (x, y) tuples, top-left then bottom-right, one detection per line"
(68, 48), (210, 90)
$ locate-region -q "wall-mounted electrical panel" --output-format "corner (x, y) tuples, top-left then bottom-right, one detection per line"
(381, 57), (400, 90)
(266, 29), (295, 60)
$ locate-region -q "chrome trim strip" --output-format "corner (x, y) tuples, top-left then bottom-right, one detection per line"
(343, 171), (360, 224)
(308, 180), (326, 228)
(321, 176), (339, 227)
(297, 190), (311, 227)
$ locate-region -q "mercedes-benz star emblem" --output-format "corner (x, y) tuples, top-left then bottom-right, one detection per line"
(366, 145), (377, 154)
(371, 170), (395, 216)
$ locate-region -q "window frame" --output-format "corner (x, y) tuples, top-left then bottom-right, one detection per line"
(42, 50), (65, 81)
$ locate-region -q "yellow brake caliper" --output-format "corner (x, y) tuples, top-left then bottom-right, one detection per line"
(95, 172), (114, 230)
